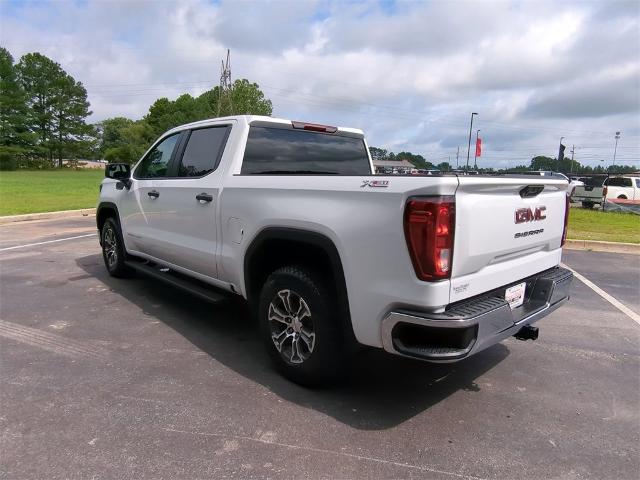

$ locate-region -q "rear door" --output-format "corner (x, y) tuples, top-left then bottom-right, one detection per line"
(450, 176), (568, 302)
(146, 123), (232, 278)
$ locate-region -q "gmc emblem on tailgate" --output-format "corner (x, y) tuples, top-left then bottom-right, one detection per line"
(515, 206), (546, 224)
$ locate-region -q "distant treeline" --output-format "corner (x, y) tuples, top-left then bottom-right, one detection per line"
(370, 148), (636, 174)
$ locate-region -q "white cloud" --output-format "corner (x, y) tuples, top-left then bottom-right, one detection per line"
(0, 0), (638, 168)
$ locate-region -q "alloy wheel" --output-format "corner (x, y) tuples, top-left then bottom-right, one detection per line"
(103, 226), (118, 269)
(268, 289), (315, 364)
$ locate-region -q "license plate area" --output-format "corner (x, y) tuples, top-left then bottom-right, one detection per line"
(505, 282), (526, 309)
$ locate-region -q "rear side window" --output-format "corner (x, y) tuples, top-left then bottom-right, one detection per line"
(241, 126), (371, 175)
(135, 133), (179, 179)
(177, 126), (230, 177)
(607, 177), (632, 187)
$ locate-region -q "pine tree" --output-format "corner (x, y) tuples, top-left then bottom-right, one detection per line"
(0, 47), (32, 168)
(17, 52), (92, 167)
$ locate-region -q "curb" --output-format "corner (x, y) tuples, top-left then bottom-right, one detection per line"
(0, 208), (96, 225)
(564, 239), (640, 255)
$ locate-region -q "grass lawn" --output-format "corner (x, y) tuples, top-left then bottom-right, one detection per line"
(567, 207), (640, 244)
(0, 169), (104, 216)
(1, 171), (639, 245)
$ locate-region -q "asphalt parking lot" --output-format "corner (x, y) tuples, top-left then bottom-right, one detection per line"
(1, 216), (639, 479)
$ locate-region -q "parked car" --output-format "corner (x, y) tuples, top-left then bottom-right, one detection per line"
(97, 115), (573, 385)
(571, 175), (608, 208)
(604, 176), (640, 201)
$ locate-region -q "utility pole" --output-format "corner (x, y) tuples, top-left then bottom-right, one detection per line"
(570, 145), (575, 174)
(456, 146), (459, 168)
(612, 131), (621, 171)
(466, 112), (478, 172)
(218, 49), (233, 117)
(474, 129), (480, 170)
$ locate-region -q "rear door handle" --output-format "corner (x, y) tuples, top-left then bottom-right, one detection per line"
(196, 193), (213, 203)
(147, 190), (159, 198)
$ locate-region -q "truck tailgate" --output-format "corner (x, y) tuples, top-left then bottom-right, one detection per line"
(450, 176), (568, 303)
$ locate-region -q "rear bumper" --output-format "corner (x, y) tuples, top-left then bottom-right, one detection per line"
(381, 266), (573, 362)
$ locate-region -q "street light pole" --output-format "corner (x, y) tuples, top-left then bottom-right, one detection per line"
(466, 112), (478, 172)
(474, 129), (480, 170)
(612, 131), (621, 171)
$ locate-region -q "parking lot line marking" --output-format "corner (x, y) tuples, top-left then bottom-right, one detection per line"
(561, 263), (640, 327)
(164, 427), (485, 480)
(0, 233), (97, 252)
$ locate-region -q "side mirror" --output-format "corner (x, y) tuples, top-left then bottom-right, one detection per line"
(106, 163), (131, 180)
(106, 163), (132, 190)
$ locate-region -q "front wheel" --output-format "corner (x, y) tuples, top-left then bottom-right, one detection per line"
(101, 217), (130, 277)
(258, 265), (346, 386)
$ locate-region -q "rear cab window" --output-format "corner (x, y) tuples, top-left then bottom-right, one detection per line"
(241, 126), (371, 175)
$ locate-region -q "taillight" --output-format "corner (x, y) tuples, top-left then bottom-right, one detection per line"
(404, 197), (455, 281)
(603, 186), (608, 197)
(561, 194), (570, 246)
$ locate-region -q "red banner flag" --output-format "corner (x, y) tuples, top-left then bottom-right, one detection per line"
(475, 137), (482, 157)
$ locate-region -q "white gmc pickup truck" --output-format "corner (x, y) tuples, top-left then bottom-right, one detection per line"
(97, 115), (573, 385)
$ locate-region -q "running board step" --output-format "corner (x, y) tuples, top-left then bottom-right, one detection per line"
(125, 260), (229, 303)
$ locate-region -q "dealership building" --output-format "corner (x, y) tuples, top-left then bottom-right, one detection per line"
(372, 159), (415, 174)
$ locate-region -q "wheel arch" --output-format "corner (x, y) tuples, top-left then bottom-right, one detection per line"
(243, 227), (355, 343)
(96, 202), (121, 244)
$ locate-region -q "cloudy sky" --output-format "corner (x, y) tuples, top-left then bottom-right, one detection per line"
(1, 0), (639, 168)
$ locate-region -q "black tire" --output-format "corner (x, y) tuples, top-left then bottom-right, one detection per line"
(618, 195), (627, 200)
(100, 217), (130, 278)
(258, 265), (346, 386)
(582, 201), (594, 209)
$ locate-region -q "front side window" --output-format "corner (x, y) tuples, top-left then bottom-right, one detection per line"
(135, 134), (179, 179)
(177, 126), (230, 177)
(241, 126), (371, 175)
(635, 179), (640, 188)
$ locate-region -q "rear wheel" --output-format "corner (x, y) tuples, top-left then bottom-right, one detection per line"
(617, 195), (628, 200)
(258, 265), (346, 386)
(101, 217), (130, 277)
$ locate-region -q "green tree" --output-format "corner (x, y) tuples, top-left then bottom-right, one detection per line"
(99, 117), (136, 153)
(101, 118), (155, 164)
(17, 52), (92, 167)
(369, 147), (388, 161)
(396, 151), (435, 170)
(0, 47), (33, 169)
(530, 155), (557, 171)
(145, 80), (272, 137)
(437, 162), (451, 171)
(223, 79), (272, 116)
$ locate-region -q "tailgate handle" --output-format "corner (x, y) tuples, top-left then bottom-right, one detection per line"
(520, 185), (544, 198)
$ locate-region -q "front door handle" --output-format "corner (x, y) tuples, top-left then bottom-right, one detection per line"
(196, 193), (213, 203)
(147, 190), (160, 198)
